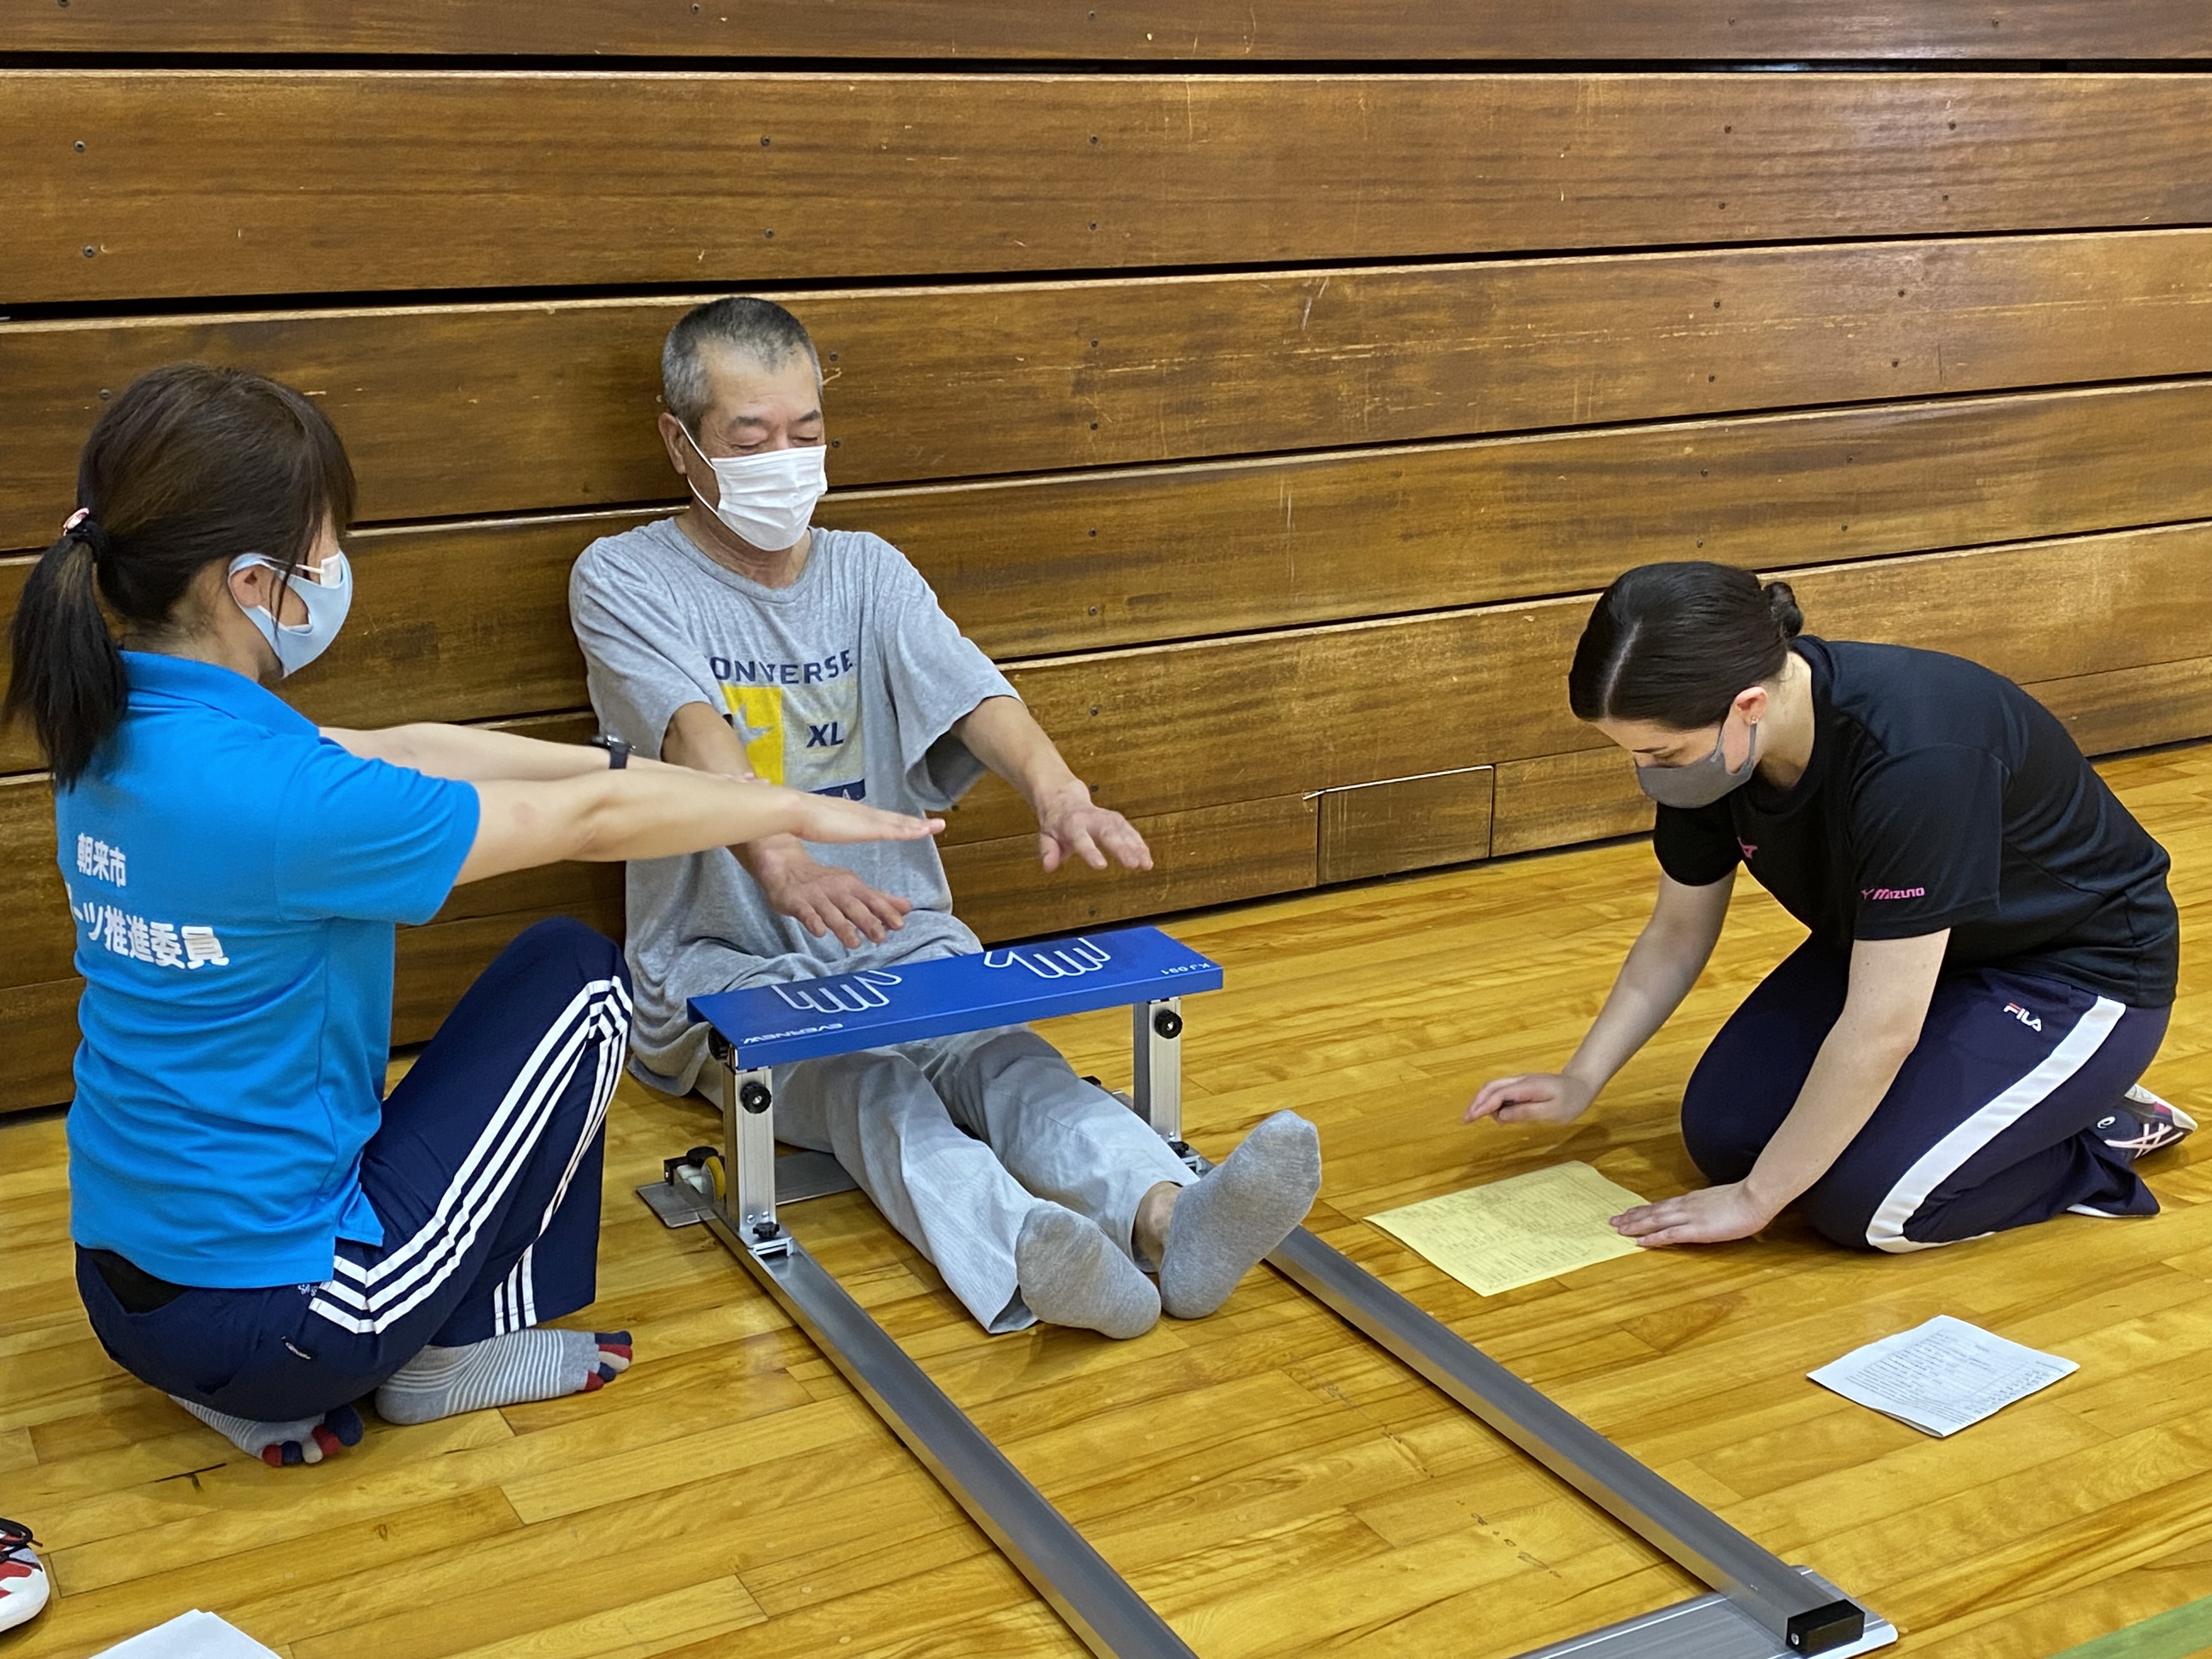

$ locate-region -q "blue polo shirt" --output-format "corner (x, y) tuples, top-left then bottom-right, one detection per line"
(62, 652), (481, 1287)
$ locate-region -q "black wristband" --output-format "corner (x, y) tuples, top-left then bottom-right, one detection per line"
(591, 735), (632, 770)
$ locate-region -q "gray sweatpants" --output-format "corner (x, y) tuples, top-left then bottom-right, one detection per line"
(743, 1025), (1197, 1332)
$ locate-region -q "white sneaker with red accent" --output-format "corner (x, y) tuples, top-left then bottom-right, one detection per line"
(0, 1518), (48, 1633)
(2096, 1084), (2199, 1160)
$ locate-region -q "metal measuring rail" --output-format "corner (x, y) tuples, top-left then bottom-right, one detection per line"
(642, 926), (1892, 1659)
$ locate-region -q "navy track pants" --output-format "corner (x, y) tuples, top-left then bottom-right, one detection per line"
(79, 918), (633, 1422)
(1683, 941), (2168, 1251)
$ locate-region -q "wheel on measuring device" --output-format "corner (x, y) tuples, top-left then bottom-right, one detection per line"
(670, 1145), (725, 1204)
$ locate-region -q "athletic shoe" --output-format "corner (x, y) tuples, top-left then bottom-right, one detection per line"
(0, 1517), (49, 1633)
(2095, 1084), (2198, 1159)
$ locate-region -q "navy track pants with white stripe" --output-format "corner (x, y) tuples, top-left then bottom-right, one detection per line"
(1683, 941), (2169, 1252)
(78, 918), (633, 1423)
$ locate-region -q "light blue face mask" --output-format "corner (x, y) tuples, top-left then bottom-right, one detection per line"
(229, 550), (353, 678)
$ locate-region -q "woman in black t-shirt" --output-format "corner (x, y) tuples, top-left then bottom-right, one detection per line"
(1469, 561), (2187, 1252)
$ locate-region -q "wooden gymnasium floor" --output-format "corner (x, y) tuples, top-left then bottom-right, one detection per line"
(8, 744), (2212, 1659)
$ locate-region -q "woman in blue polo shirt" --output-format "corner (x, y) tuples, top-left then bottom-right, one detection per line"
(10, 365), (939, 1466)
(1468, 561), (2186, 1253)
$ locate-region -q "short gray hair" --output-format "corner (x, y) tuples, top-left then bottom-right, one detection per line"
(661, 296), (820, 432)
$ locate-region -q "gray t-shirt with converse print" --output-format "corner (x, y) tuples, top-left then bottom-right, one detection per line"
(569, 517), (1015, 1094)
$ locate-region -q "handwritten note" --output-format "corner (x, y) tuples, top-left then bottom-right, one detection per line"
(1809, 1315), (2078, 1437)
(1367, 1161), (1651, 1296)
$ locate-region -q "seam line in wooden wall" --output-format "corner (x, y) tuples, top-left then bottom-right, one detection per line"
(1, 528), (2204, 792)
(15, 376), (2212, 561)
(21, 228), (2212, 326)
(16, 222), (2212, 328)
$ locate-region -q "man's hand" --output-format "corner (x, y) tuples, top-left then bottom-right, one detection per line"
(1607, 1182), (1778, 1248)
(741, 836), (912, 949)
(947, 697), (1154, 876)
(1465, 1072), (1597, 1127)
(1034, 781), (1153, 874)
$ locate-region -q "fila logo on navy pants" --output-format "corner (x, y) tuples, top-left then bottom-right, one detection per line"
(1861, 992), (2126, 1252)
(1681, 942), (2168, 1252)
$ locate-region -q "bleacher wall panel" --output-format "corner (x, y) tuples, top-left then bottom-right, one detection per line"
(15, 3), (2212, 60)
(15, 74), (2212, 306)
(2, 15), (2207, 1108)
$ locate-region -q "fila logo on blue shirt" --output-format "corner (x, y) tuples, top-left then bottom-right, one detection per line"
(2004, 1002), (2044, 1032)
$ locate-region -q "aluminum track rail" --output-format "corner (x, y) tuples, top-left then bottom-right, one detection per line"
(698, 1203), (1199, 1659)
(1268, 1224), (1871, 1655)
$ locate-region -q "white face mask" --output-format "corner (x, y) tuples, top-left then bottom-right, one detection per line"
(680, 426), (827, 552)
(229, 549), (353, 678)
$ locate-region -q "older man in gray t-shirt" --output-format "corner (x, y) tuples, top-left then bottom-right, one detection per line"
(571, 296), (1319, 1339)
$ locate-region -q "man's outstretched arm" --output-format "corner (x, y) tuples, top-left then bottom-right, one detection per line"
(953, 695), (1153, 874)
(661, 701), (913, 948)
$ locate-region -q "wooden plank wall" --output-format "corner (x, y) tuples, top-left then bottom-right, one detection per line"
(4, 9), (2210, 1110)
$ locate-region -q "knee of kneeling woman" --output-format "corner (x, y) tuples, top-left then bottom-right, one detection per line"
(505, 916), (630, 985)
(1677, 1084), (1763, 1187)
(1799, 1195), (1887, 1253)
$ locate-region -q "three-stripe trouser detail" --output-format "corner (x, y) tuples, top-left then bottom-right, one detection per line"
(310, 975), (631, 1336)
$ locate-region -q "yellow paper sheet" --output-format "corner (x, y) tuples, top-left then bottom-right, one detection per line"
(1366, 1161), (1650, 1296)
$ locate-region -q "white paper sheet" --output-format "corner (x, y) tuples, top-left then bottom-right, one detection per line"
(96, 1611), (283, 1658)
(1808, 1314), (2078, 1437)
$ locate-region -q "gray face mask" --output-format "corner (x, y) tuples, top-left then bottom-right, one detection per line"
(1634, 717), (1761, 810)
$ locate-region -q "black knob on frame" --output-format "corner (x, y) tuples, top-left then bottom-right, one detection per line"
(1153, 1008), (1183, 1040)
(738, 1079), (773, 1114)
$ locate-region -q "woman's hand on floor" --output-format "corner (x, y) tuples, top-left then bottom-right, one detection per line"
(1464, 1071), (1596, 1127)
(1609, 1181), (1776, 1248)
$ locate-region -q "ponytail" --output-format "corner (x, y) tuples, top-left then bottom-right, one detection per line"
(1568, 561), (1802, 730)
(1765, 579), (1804, 640)
(4, 365), (354, 786)
(6, 522), (128, 786)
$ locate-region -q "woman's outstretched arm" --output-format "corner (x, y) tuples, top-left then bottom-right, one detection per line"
(1466, 870), (1736, 1127)
(455, 769), (939, 886)
(325, 722), (637, 782)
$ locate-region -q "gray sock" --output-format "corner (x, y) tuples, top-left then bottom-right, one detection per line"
(1015, 1205), (1161, 1340)
(1158, 1110), (1321, 1319)
(171, 1397), (363, 1467)
(374, 1329), (631, 1425)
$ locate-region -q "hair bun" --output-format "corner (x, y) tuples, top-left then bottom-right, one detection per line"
(1763, 579), (1804, 639)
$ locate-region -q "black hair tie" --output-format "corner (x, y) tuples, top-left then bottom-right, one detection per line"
(60, 507), (110, 560)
